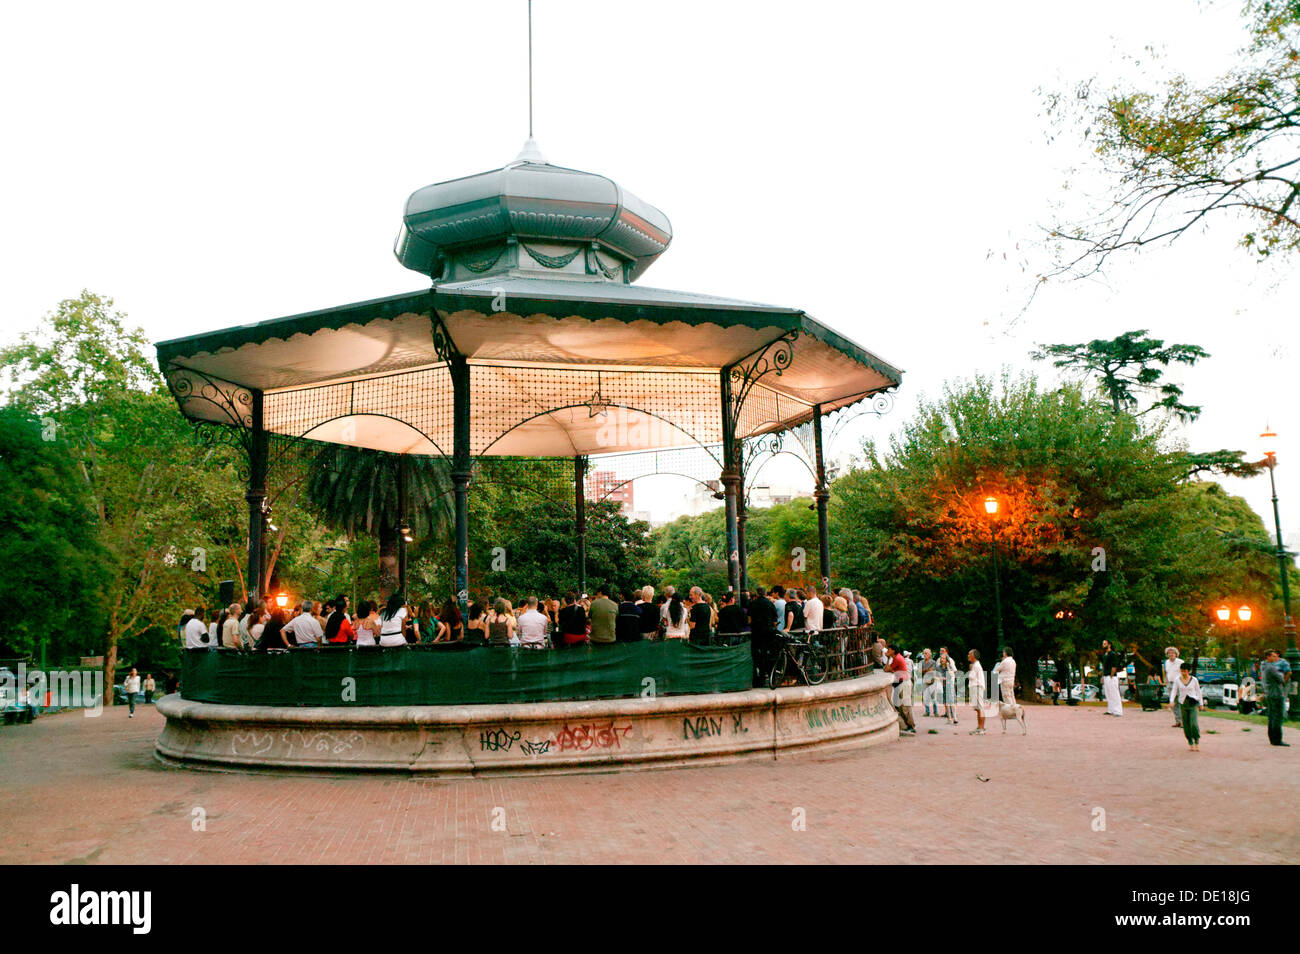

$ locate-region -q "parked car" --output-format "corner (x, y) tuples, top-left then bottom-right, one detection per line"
(0, 685), (36, 724)
(1195, 670), (1235, 708)
(1064, 684), (1101, 702)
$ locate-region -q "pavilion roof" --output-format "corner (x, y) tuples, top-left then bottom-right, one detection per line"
(156, 278), (902, 458)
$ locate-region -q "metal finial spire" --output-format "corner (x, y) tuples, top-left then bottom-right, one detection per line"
(528, 0), (534, 138)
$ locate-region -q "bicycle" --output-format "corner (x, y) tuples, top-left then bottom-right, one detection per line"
(766, 633), (829, 688)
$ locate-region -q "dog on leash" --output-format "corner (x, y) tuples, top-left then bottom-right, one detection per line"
(998, 702), (1027, 734)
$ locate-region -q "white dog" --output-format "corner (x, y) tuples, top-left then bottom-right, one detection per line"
(998, 702), (1027, 734)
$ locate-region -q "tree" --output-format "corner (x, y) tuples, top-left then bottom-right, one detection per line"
(305, 446), (452, 596)
(1031, 330), (1208, 420)
(1041, 0), (1300, 282)
(1, 292), (241, 700)
(0, 405), (109, 662)
(1032, 329), (1263, 479)
(830, 371), (1279, 690)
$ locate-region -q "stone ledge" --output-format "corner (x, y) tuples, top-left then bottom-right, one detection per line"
(154, 672), (897, 775)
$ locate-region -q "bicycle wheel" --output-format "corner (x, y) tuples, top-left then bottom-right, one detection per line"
(767, 653), (788, 689)
(803, 645), (828, 685)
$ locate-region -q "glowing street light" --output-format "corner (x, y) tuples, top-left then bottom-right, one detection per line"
(982, 494), (1004, 645)
(1239, 605), (1252, 623)
(275, 592), (289, 609)
(1217, 606), (1232, 622)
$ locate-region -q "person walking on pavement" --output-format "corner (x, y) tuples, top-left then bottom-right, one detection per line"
(1100, 639), (1124, 717)
(122, 668), (141, 718)
(1262, 649), (1292, 746)
(968, 648), (987, 735)
(1161, 646), (1184, 727)
(1171, 662), (1205, 752)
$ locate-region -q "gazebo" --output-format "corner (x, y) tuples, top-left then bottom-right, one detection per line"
(156, 139), (902, 617)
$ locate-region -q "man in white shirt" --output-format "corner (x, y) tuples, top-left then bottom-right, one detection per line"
(182, 610), (210, 649)
(517, 596), (549, 648)
(803, 586), (824, 634)
(1163, 646), (1185, 728)
(968, 648), (987, 734)
(993, 647), (1016, 705)
(282, 600), (324, 647)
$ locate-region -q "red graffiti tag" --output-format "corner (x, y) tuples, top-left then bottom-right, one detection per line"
(552, 721), (633, 752)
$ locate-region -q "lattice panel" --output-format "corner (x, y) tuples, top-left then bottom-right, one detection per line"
(736, 379), (809, 442)
(470, 364), (722, 455)
(264, 365), (453, 455)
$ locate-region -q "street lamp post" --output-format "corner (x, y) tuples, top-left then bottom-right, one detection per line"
(1216, 604), (1251, 682)
(984, 496), (1005, 646)
(1260, 428), (1299, 718)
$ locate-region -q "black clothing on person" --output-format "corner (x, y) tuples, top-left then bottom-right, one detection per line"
(615, 601), (643, 642)
(688, 602), (713, 645)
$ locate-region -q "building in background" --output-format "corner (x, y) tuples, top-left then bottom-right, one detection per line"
(586, 469), (634, 516)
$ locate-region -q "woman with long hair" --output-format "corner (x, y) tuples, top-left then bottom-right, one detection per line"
(378, 592), (408, 648)
(354, 600), (380, 647)
(256, 609), (290, 650)
(664, 593), (688, 639)
(486, 598), (516, 647)
(465, 599), (487, 645)
(438, 599), (462, 642)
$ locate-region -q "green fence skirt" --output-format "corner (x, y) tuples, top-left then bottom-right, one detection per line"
(181, 641), (753, 707)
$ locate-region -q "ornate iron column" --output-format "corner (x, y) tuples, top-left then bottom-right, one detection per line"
(397, 453), (408, 596)
(245, 389), (268, 601)
(812, 402), (831, 591)
(574, 454), (587, 594)
(722, 332), (796, 597)
(720, 369), (742, 595)
(737, 460), (748, 593)
(450, 354), (471, 625)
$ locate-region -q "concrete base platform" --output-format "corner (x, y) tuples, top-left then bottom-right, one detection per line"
(154, 672), (897, 775)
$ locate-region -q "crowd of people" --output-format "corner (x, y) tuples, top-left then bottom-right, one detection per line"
(177, 583), (874, 658)
(175, 589), (1293, 749)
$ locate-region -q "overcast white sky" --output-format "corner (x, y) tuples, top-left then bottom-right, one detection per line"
(2, 0), (1296, 546)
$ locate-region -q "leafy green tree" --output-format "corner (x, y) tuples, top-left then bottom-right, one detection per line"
(0, 406), (109, 662)
(305, 446), (452, 596)
(1042, 0), (1300, 280)
(1031, 330), (1208, 420)
(1032, 330), (1263, 479)
(1, 292), (241, 699)
(831, 371), (1279, 687)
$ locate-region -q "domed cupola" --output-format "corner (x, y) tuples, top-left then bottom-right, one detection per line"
(395, 139), (672, 284)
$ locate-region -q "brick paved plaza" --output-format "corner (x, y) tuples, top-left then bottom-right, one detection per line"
(1, 702), (1295, 864)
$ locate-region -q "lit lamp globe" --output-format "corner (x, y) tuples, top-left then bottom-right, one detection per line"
(1239, 605), (1252, 622)
(275, 592), (289, 609)
(1217, 606), (1231, 622)
(984, 496), (999, 516)
(1260, 427), (1278, 460)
